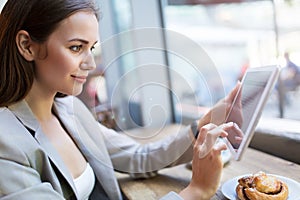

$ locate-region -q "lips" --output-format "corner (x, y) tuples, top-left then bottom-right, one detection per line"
(71, 75), (87, 83)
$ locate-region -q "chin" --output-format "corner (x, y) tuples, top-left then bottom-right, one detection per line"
(60, 86), (83, 96)
(72, 89), (83, 96)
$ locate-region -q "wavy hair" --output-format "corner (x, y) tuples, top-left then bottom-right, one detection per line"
(0, 0), (99, 107)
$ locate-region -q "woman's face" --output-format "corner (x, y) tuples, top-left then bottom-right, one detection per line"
(33, 11), (99, 96)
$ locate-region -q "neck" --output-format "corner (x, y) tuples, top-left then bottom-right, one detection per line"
(25, 83), (56, 122)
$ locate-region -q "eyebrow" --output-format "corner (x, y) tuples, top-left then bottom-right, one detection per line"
(68, 38), (98, 45)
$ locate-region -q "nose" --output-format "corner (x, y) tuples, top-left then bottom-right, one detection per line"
(80, 52), (96, 71)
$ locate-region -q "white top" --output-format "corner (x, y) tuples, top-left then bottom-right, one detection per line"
(74, 163), (95, 200)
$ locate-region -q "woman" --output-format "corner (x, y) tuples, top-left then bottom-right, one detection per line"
(0, 0), (242, 199)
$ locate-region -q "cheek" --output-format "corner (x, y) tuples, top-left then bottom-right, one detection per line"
(36, 51), (76, 81)
(36, 62), (64, 83)
(50, 49), (76, 72)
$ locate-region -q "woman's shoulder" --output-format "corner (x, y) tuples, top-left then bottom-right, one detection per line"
(0, 107), (8, 116)
(0, 106), (31, 140)
(0, 107), (38, 165)
(0, 106), (16, 126)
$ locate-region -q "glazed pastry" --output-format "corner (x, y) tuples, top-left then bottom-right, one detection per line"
(236, 172), (289, 200)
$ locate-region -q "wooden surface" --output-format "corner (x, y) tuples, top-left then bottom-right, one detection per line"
(116, 125), (300, 200)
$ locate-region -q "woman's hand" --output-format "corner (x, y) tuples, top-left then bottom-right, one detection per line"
(198, 82), (243, 128)
(180, 122), (242, 200)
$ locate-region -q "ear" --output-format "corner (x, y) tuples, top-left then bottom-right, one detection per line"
(16, 30), (36, 61)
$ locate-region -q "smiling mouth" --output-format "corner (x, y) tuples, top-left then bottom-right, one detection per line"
(71, 75), (87, 83)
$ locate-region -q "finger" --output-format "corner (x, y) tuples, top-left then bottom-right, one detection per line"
(197, 123), (217, 145)
(202, 123), (218, 131)
(235, 136), (243, 142)
(209, 129), (228, 141)
(196, 124), (220, 159)
(214, 122), (236, 137)
(198, 125), (225, 155)
(202, 124), (231, 153)
(226, 81), (241, 102)
(223, 122), (243, 137)
(233, 122), (243, 134)
(213, 140), (227, 153)
(236, 87), (243, 107)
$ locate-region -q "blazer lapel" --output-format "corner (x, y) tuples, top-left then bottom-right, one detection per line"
(8, 100), (79, 199)
(9, 98), (122, 200)
(34, 127), (79, 198)
(54, 98), (122, 200)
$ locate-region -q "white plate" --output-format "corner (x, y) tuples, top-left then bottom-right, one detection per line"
(221, 174), (300, 200)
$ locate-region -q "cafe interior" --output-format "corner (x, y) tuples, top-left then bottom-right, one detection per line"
(83, 0), (300, 198)
(1, 0), (299, 199)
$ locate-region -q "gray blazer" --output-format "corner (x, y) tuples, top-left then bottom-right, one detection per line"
(0, 96), (193, 200)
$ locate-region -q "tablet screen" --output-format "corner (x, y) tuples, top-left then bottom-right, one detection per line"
(226, 70), (273, 150)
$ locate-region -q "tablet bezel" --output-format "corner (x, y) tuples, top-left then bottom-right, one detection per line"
(225, 65), (280, 161)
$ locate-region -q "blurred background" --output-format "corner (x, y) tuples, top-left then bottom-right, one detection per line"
(93, 0), (300, 130)
(1, 0), (300, 131)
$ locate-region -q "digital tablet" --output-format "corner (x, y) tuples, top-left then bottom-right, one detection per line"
(225, 65), (280, 160)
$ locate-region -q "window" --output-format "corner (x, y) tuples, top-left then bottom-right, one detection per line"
(163, 0), (300, 122)
(98, 0), (300, 131)
(98, 0), (173, 130)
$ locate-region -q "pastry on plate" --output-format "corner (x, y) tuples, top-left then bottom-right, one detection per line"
(236, 171), (289, 200)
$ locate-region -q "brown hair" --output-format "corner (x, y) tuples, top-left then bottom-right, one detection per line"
(0, 0), (99, 107)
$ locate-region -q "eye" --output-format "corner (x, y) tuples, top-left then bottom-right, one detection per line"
(70, 45), (82, 52)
